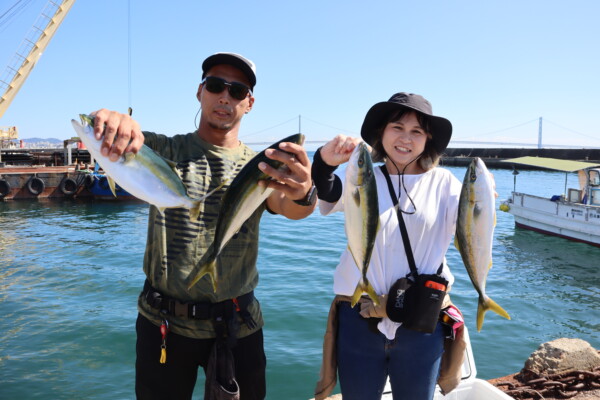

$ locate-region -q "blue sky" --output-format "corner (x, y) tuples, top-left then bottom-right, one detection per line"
(1, 0), (599, 150)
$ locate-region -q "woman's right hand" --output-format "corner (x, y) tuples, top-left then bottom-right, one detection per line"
(319, 134), (364, 166)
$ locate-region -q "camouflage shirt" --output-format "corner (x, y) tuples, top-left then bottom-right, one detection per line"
(137, 131), (265, 339)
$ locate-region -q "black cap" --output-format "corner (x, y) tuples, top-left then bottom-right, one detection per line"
(201, 52), (257, 89)
(361, 92), (452, 153)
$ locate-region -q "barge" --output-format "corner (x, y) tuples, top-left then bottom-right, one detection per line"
(0, 165), (93, 200)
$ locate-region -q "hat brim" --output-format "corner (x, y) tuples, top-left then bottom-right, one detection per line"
(360, 102), (452, 154)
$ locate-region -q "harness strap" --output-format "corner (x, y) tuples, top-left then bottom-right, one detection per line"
(142, 280), (256, 329)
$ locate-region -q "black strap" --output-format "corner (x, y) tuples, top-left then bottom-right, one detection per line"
(380, 165), (419, 278)
(142, 280), (256, 329)
(380, 166), (444, 277)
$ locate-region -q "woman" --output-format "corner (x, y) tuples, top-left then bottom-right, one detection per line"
(312, 93), (463, 400)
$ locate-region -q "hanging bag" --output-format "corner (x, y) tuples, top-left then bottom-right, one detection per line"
(381, 166), (448, 333)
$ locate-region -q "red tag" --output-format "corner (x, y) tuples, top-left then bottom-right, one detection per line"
(160, 320), (169, 339)
(424, 280), (446, 291)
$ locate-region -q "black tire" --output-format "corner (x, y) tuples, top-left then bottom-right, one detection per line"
(0, 179), (10, 198)
(27, 177), (45, 196)
(59, 177), (78, 196)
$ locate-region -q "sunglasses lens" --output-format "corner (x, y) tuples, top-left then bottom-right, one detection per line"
(205, 77), (226, 94)
(228, 83), (249, 100)
(203, 77), (250, 100)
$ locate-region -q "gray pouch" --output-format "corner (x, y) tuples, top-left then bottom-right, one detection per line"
(204, 341), (240, 400)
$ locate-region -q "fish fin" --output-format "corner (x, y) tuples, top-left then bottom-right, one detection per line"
(107, 176), (117, 197)
(187, 258), (218, 292)
(454, 236), (461, 252)
(352, 188), (361, 207)
(476, 295), (511, 332)
(198, 180), (228, 201)
(189, 201), (201, 220)
(473, 203), (481, 218)
(124, 152), (136, 163)
(365, 282), (379, 306)
(350, 284), (363, 308)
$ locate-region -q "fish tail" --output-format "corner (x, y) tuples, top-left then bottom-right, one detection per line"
(350, 281), (379, 307)
(365, 282), (379, 306)
(476, 295), (511, 332)
(187, 258), (218, 292)
(350, 285), (363, 308)
(189, 201), (201, 220)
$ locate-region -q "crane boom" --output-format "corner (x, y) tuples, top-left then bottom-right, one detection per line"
(0, 0), (76, 120)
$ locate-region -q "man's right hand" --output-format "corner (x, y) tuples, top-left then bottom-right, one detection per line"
(90, 109), (145, 161)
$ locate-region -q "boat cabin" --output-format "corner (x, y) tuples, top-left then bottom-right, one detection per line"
(503, 156), (600, 205)
(578, 167), (600, 205)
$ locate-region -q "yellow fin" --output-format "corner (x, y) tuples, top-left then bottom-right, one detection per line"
(364, 282), (379, 306)
(107, 176), (117, 197)
(189, 202), (201, 221)
(350, 281), (379, 307)
(476, 295), (511, 332)
(187, 258), (218, 292)
(351, 285), (363, 308)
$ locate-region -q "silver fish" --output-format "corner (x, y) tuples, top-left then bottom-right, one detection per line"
(455, 157), (510, 331)
(187, 133), (305, 291)
(71, 114), (211, 219)
(345, 142), (380, 307)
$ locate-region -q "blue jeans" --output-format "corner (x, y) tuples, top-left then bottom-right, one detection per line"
(337, 302), (445, 400)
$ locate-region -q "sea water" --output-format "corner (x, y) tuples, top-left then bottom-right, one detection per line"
(1, 165), (599, 400)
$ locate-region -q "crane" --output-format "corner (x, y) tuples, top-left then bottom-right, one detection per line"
(0, 0), (76, 162)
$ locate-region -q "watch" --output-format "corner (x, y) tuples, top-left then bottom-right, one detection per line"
(293, 183), (317, 206)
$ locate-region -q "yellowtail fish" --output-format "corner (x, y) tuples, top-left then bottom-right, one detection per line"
(71, 114), (213, 219)
(187, 133), (305, 291)
(345, 142), (380, 307)
(455, 157), (510, 331)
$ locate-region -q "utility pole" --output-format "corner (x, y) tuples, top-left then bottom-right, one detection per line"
(538, 117), (543, 149)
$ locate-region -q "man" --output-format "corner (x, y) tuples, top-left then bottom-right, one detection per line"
(92, 52), (316, 400)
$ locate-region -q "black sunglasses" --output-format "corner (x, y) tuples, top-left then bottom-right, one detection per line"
(201, 76), (252, 100)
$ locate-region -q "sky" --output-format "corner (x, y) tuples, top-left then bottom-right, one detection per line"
(0, 0), (599, 151)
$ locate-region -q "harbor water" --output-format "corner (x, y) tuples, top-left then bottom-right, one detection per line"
(1, 164), (599, 399)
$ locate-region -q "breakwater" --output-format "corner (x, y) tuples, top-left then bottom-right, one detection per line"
(441, 148), (600, 169)
(2, 147), (600, 170)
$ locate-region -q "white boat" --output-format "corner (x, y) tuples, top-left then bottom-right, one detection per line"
(500, 156), (600, 247)
(380, 326), (513, 399)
